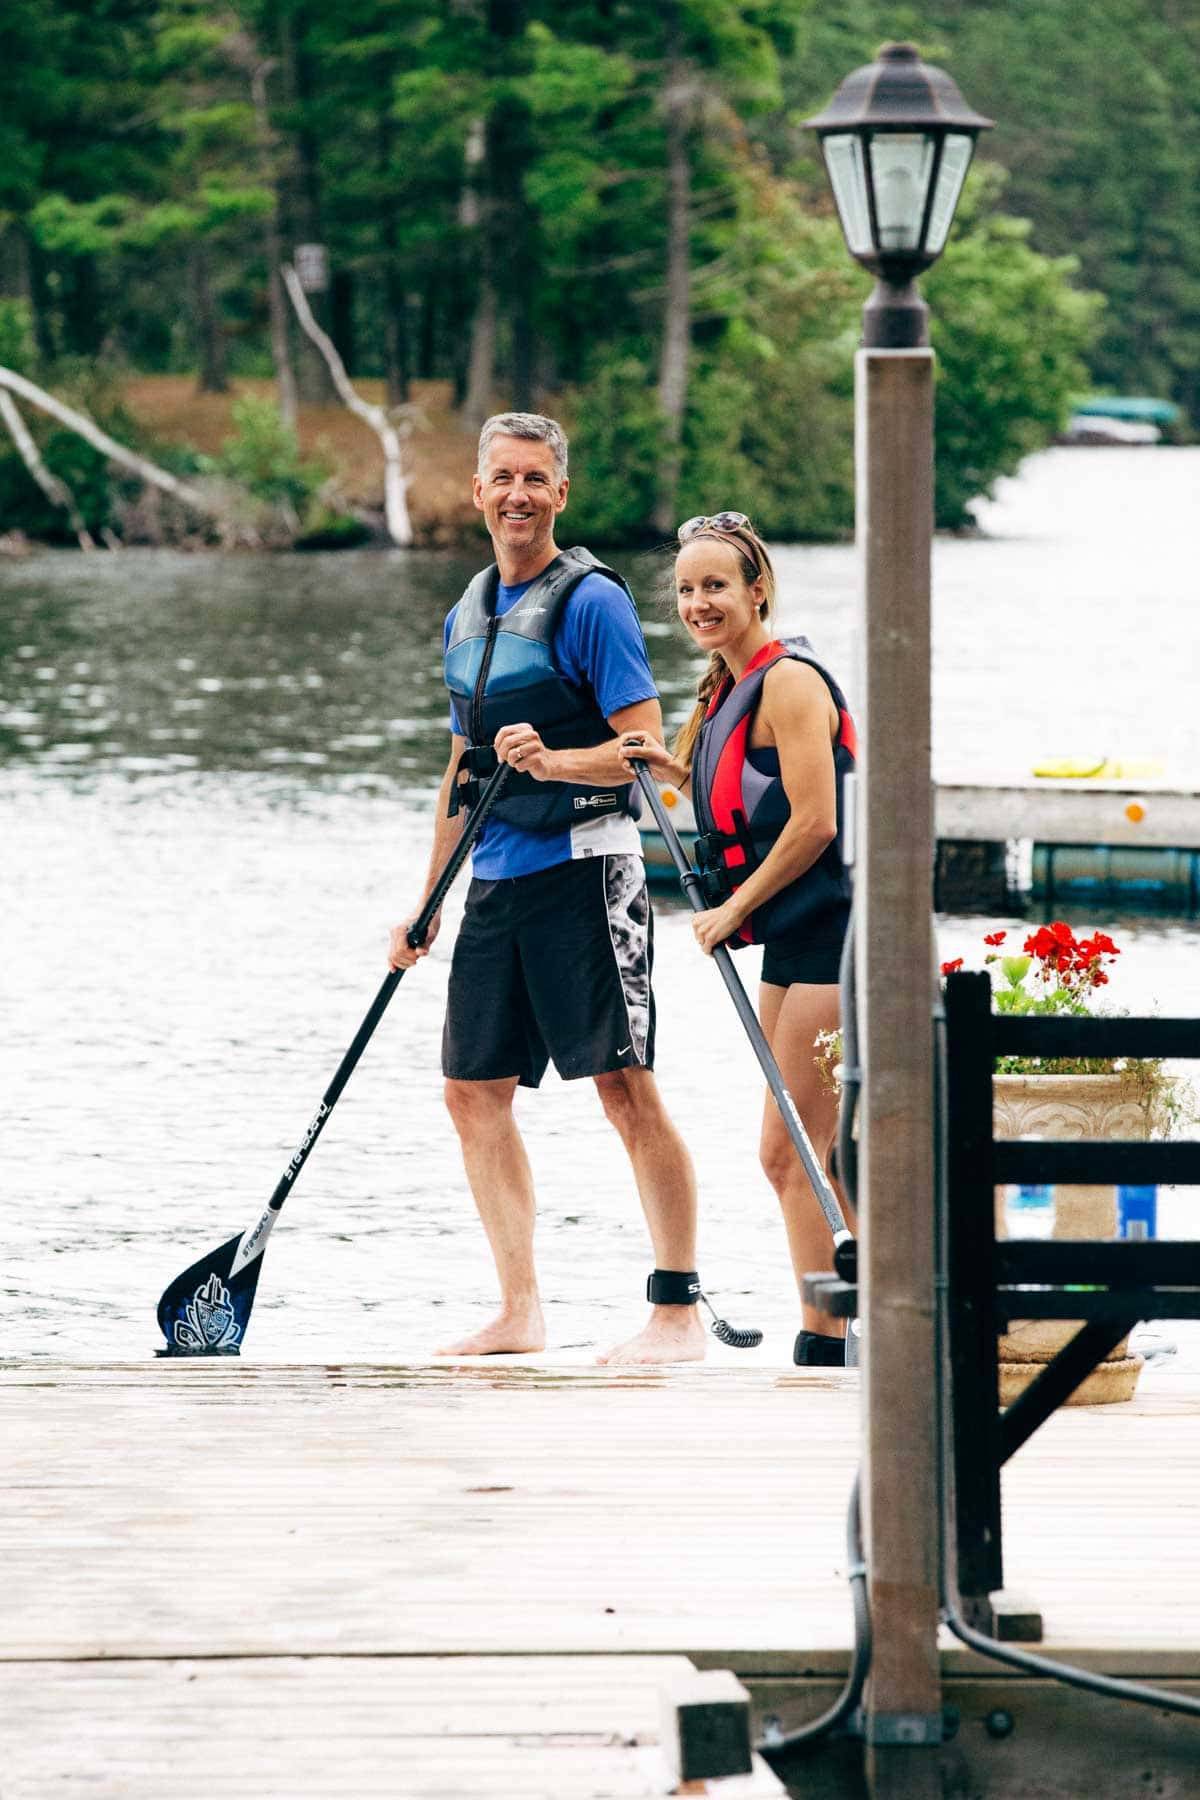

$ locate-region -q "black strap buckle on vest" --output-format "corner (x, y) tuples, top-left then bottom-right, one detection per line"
(646, 1268), (701, 1306)
(694, 809), (764, 903)
(694, 830), (736, 905)
(448, 744), (499, 818)
(694, 838), (734, 900)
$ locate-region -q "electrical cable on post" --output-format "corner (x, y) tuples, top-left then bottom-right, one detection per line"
(759, 867), (873, 1761)
(931, 1006), (1200, 1722)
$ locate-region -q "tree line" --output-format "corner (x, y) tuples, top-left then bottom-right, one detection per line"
(0, 0), (1191, 546)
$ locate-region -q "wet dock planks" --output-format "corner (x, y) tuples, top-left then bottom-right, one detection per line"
(0, 1655), (784, 1799)
(1, 1360), (1197, 1795)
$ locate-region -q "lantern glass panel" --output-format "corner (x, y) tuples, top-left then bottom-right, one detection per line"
(821, 134), (873, 258)
(924, 133), (975, 254)
(868, 133), (935, 253)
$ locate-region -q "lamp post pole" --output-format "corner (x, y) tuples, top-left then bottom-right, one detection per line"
(805, 44), (992, 1794)
(854, 321), (942, 1797)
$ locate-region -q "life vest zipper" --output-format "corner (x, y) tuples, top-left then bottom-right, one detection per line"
(470, 612), (500, 748)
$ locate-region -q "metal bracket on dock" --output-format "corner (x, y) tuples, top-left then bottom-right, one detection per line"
(848, 1707), (946, 1746)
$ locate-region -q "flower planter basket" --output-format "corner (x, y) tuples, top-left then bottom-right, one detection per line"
(993, 1071), (1151, 1405)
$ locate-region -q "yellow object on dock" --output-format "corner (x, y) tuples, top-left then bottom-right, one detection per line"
(1032, 755), (1165, 780)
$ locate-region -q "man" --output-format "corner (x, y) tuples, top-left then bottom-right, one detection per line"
(389, 411), (705, 1365)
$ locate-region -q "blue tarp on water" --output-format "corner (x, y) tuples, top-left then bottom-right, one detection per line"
(1073, 395), (1181, 426)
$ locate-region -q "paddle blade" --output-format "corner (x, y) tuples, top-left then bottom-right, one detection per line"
(156, 1231), (265, 1356)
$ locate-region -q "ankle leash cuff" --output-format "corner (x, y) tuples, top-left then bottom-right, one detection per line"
(646, 1268), (701, 1306)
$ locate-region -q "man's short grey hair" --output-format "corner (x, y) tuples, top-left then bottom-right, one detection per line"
(477, 412), (569, 483)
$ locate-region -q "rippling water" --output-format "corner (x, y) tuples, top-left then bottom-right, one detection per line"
(4, 448), (1199, 1365)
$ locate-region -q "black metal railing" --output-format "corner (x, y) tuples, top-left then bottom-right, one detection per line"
(942, 970), (1200, 1625)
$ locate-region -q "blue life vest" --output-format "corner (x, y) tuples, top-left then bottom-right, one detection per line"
(444, 546), (640, 833)
(691, 636), (856, 947)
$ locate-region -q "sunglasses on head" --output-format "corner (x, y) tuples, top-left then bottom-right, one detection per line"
(677, 511), (752, 543)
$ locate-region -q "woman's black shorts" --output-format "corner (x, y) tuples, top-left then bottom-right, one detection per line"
(760, 930), (844, 988)
(443, 854), (655, 1087)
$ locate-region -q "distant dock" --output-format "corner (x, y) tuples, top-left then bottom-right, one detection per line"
(2, 1360), (1198, 1796)
(936, 777), (1200, 849)
(938, 778), (1200, 914)
(642, 778), (1200, 915)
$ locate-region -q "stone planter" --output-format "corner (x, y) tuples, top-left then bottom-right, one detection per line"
(993, 1072), (1152, 1406)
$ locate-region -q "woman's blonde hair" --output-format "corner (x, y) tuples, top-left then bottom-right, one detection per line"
(671, 521), (776, 771)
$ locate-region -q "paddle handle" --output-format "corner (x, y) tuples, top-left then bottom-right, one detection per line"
(632, 761), (850, 1244)
(265, 761), (512, 1212)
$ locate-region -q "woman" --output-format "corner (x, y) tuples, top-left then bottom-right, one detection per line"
(618, 512), (855, 1367)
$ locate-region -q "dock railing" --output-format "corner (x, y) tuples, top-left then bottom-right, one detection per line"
(940, 971), (1200, 1632)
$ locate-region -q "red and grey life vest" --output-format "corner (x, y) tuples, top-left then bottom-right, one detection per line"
(444, 546), (639, 833)
(691, 636), (856, 947)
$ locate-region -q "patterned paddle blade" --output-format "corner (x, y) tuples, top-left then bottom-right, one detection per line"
(155, 1232), (265, 1356)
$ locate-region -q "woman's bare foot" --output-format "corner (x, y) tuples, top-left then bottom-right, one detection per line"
(597, 1306), (707, 1366)
(435, 1301), (546, 1357)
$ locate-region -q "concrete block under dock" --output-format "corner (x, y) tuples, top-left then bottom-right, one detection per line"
(1, 1361), (1198, 1797)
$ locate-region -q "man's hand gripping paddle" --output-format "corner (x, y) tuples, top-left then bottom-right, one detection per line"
(155, 763), (512, 1357)
(631, 761), (857, 1349)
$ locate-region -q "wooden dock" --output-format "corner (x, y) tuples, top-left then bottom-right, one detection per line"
(2, 1360), (1199, 1796)
(935, 778), (1200, 850)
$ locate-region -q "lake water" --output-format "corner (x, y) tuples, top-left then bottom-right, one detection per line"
(4, 447), (1199, 1367)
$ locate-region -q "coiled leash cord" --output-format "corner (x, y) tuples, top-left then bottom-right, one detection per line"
(701, 1292), (763, 1349)
(647, 1269), (763, 1349)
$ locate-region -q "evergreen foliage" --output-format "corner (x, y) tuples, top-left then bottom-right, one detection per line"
(1, 1), (1183, 544)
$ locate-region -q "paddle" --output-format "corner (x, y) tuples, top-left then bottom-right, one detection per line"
(155, 761), (512, 1356)
(631, 761), (855, 1259)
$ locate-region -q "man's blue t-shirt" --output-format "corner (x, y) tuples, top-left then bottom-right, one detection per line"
(443, 568), (657, 879)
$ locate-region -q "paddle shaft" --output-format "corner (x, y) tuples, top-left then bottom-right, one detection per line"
(633, 762), (850, 1243)
(264, 761), (511, 1213)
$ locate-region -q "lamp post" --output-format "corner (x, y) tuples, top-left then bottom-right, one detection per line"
(805, 41), (992, 347)
(804, 45), (992, 1798)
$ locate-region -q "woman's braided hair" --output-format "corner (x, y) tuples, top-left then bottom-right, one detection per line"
(672, 521), (777, 771)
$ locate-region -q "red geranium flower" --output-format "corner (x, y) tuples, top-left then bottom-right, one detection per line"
(947, 921), (1122, 1022)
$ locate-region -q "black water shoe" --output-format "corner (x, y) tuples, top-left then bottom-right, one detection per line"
(793, 1329), (847, 1368)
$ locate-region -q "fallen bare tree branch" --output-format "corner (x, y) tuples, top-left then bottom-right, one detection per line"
(282, 263), (415, 548)
(0, 388), (97, 551)
(0, 364), (213, 516)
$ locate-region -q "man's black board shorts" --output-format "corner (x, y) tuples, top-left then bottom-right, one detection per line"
(443, 854), (655, 1087)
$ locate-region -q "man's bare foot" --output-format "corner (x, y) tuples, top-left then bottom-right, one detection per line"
(435, 1302), (546, 1357)
(597, 1306), (707, 1366)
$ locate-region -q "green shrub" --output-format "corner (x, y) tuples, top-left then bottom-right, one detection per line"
(293, 508), (373, 550)
(564, 357), (665, 543)
(0, 300), (37, 375)
(205, 394), (330, 512)
(0, 351), (142, 540)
